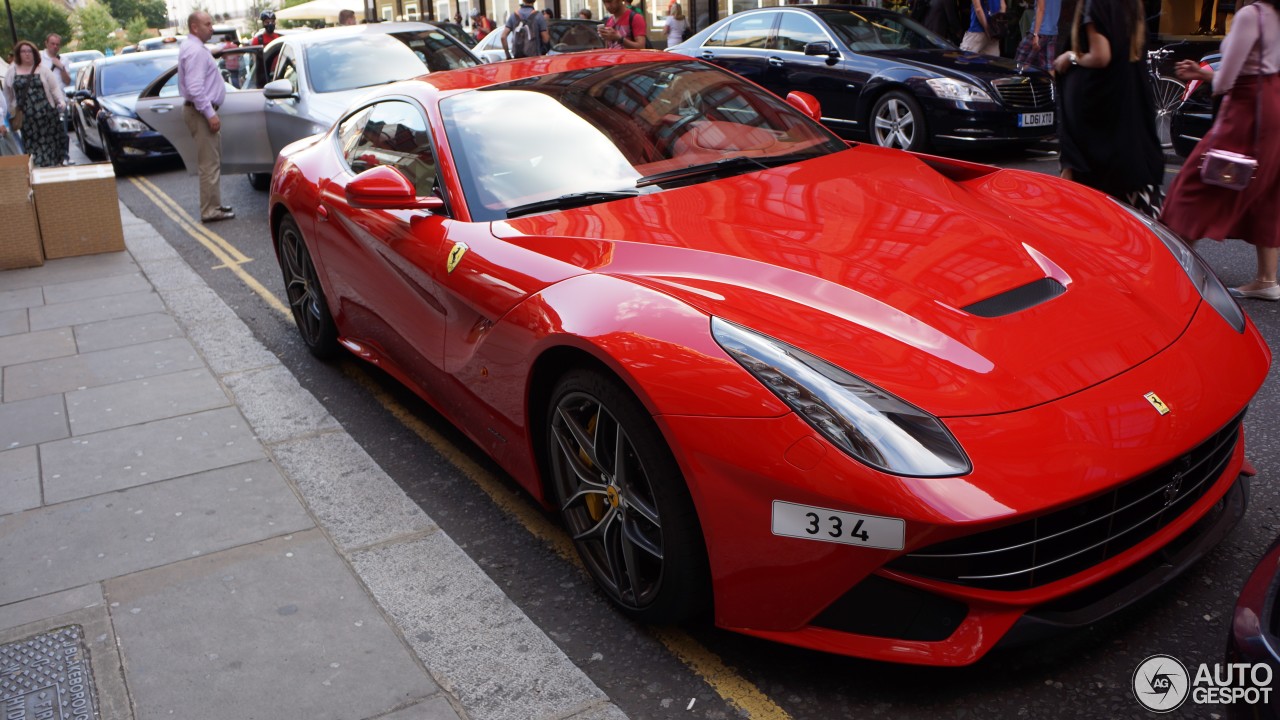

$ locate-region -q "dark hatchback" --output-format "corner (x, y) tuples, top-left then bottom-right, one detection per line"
(71, 50), (180, 172)
(1171, 56), (1219, 158)
(668, 4), (1055, 152)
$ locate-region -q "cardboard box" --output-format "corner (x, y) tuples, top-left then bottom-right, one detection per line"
(32, 163), (125, 259)
(0, 155), (43, 270)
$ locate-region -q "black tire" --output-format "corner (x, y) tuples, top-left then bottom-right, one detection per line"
(101, 131), (129, 175)
(546, 368), (710, 624)
(276, 214), (340, 359)
(248, 172), (271, 191)
(869, 90), (928, 152)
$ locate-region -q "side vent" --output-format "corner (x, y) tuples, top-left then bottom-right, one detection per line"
(963, 277), (1066, 318)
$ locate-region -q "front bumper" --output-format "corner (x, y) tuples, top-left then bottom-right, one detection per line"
(660, 302), (1268, 666)
(923, 99), (1056, 146)
(106, 127), (178, 163)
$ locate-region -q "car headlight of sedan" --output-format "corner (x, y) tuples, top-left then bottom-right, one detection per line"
(105, 115), (150, 133)
(711, 318), (971, 477)
(1113, 201), (1246, 333)
(925, 78), (994, 103)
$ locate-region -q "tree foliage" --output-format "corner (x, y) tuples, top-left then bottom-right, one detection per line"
(125, 14), (149, 43)
(1, 0), (72, 58)
(73, 2), (120, 53)
(102, 0), (167, 30)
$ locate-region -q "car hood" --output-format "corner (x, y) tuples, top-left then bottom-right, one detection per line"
(101, 93), (142, 118)
(492, 145), (1203, 417)
(861, 47), (1044, 85)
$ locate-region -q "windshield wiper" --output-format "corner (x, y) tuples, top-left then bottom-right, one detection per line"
(635, 153), (814, 188)
(506, 190), (640, 218)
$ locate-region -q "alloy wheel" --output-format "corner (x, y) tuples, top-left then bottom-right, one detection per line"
(873, 97), (917, 149)
(277, 216), (338, 357)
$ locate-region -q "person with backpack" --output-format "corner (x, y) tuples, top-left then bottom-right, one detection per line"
(503, 0), (551, 58)
(600, 0), (648, 48)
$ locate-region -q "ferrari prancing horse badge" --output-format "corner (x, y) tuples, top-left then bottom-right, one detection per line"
(447, 242), (468, 274)
(1144, 392), (1170, 415)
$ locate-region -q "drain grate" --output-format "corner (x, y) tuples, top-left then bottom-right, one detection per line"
(1, 625), (99, 720)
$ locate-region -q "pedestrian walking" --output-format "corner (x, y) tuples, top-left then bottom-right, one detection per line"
(179, 12), (234, 223)
(664, 3), (689, 45)
(1161, 0), (1280, 299)
(503, 0), (550, 58)
(1014, 0), (1061, 70)
(961, 0), (1007, 54)
(600, 0), (647, 49)
(919, 0), (962, 43)
(471, 7), (495, 40)
(1052, 0), (1164, 215)
(0, 85), (24, 156)
(3, 40), (67, 168)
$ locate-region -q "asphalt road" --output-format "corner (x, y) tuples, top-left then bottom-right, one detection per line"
(101, 143), (1280, 720)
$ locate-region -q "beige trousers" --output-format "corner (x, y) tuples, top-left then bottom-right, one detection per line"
(182, 104), (223, 219)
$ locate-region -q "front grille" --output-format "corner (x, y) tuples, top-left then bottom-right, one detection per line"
(992, 76), (1055, 109)
(889, 414), (1243, 591)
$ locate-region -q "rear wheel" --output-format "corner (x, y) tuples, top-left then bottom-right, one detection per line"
(248, 172), (271, 191)
(276, 214), (339, 359)
(870, 90), (928, 152)
(546, 368), (710, 624)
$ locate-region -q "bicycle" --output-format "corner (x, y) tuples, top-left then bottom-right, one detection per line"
(1147, 44), (1188, 148)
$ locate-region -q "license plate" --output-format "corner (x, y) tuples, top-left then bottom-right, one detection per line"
(771, 500), (905, 550)
(1018, 112), (1054, 127)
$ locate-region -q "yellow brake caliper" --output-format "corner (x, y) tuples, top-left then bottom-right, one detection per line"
(581, 413), (607, 521)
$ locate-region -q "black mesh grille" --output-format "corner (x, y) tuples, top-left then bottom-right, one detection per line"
(963, 278), (1066, 318)
(889, 414), (1243, 591)
(991, 76), (1055, 109)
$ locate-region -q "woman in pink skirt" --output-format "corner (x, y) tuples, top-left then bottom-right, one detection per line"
(1160, 0), (1280, 299)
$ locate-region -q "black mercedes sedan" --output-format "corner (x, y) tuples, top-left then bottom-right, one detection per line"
(668, 4), (1055, 152)
(70, 50), (180, 172)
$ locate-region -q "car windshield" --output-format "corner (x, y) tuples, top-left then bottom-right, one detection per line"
(305, 31), (478, 93)
(821, 10), (949, 51)
(100, 56), (179, 96)
(441, 60), (846, 221)
(550, 21), (603, 52)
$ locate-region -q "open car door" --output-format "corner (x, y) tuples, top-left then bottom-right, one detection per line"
(134, 47), (276, 175)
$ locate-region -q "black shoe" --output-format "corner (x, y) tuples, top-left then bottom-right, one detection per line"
(217, 205), (233, 213)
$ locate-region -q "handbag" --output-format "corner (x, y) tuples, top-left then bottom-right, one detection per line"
(10, 106), (22, 133)
(1199, 5), (1265, 191)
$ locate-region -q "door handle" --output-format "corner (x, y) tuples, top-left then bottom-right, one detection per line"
(317, 205), (328, 222)
(151, 103), (175, 113)
(768, 57), (785, 68)
(700, 50), (714, 59)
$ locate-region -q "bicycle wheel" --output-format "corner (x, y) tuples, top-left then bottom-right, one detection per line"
(1151, 75), (1186, 148)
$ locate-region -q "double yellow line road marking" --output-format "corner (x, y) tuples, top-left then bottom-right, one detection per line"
(132, 177), (792, 720)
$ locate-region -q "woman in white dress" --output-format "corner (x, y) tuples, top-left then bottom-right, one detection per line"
(664, 3), (689, 46)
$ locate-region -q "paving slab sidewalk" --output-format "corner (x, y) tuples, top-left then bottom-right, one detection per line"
(0, 202), (628, 720)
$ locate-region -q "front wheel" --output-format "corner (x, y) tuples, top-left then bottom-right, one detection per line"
(276, 214), (339, 359)
(248, 172), (271, 191)
(546, 368), (710, 624)
(1151, 75), (1186, 148)
(870, 90), (928, 152)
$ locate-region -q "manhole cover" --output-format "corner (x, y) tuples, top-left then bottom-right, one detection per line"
(1, 625), (99, 719)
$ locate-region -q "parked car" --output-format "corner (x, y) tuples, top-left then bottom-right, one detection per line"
(1171, 56), (1220, 158)
(62, 59), (94, 130)
(135, 22), (479, 190)
(60, 49), (105, 65)
(70, 49), (180, 171)
(267, 51), (1268, 665)
(470, 18), (603, 62)
(668, 4), (1055, 151)
(435, 21), (477, 48)
(136, 35), (181, 52)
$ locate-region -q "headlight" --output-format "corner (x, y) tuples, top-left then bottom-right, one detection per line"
(106, 115), (149, 133)
(711, 318), (970, 478)
(1113, 201), (1246, 333)
(925, 78), (994, 103)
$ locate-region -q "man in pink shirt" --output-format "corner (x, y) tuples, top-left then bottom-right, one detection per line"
(178, 11), (233, 222)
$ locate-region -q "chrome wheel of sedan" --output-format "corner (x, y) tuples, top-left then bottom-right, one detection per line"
(871, 91), (928, 152)
(277, 214), (339, 358)
(547, 369), (709, 623)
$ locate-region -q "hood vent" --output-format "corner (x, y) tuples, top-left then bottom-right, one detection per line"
(963, 277), (1066, 318)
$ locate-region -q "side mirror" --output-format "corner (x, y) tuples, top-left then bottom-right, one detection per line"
(263, 79), (298, 100)
(346, 165), (445, 211)
(803, 41), (839, 61)
(785, 91), (822, 123)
